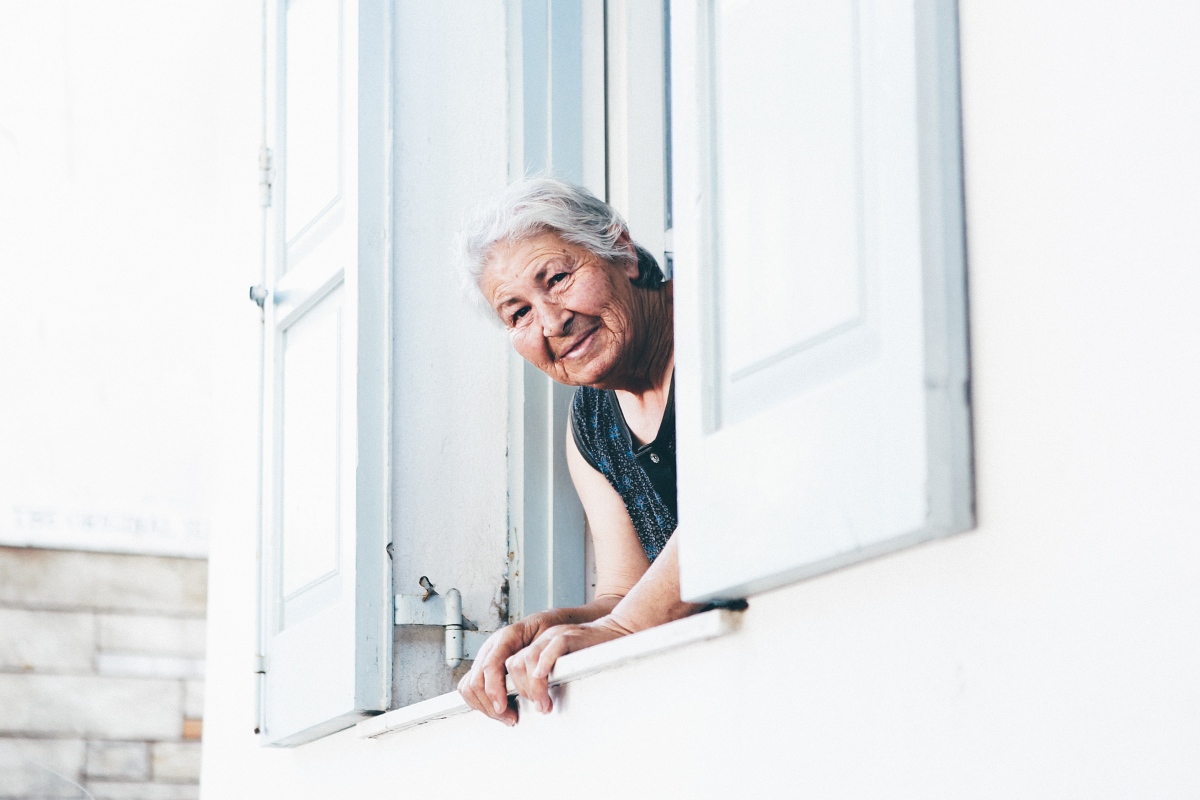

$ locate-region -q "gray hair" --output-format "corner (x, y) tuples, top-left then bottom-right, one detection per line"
(459, 177), (664, 317)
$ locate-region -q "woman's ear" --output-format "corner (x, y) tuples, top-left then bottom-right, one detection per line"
(614, 231), (639, 280)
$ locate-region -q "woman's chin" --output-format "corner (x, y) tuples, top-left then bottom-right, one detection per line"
(557, 358), (612, 389)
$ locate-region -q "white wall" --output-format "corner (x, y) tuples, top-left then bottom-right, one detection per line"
(0, 0), (261, 795)
(0, 0), (261, 559)
(200, 2), (1200, 797)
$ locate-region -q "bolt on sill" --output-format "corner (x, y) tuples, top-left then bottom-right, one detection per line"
(357, 607), (744, 740)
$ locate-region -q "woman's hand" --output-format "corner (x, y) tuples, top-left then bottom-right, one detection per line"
(457, 599), (620, 725)
(457, 617), (544, 726)
(460, 536), (699, 724)
(505, 616), (632, 715)
(507, 536), (701, 715)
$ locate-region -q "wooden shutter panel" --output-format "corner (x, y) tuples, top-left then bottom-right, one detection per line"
(258, 0), (391, 746)
(671, 0), (973, 602)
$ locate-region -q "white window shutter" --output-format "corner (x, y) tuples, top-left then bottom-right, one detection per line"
(258, 0), (391, 745)
(671, 0), (973, 603)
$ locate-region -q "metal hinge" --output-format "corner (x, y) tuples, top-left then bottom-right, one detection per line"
(253, 654), (266, 735)
(258, 145), (274, 208)
(394, 577), (492, 668)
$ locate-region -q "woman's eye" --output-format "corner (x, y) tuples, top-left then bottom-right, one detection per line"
(548, 272), (567, 287)
(511, 307), (530, 325)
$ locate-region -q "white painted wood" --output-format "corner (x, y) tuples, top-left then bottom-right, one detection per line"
(357, 607), (740, 739)
(717, 1), (861, 380)
(355, 690), (473, 739)
(672, 0), (973, 603)
(258, 0), (392, 746)
(283, 0), (342, 244)
(279, 287), (343, 604)
(545, 605), (740, 684)
(580, 0), (607, 196)
(605, 0), (669, 267)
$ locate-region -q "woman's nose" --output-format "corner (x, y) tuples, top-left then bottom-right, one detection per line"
(539, 304), (573, 338)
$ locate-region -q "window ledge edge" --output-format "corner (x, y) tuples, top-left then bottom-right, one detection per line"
(357, 607), (742, 740)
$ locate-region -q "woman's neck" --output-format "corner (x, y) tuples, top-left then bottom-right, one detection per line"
(614, 281), (674, 399)
(606, 282), (674, 447)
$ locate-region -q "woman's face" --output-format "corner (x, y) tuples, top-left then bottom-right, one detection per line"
(479, 232), (640, 387)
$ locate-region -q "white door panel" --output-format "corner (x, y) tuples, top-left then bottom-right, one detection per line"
(264, 601), (358, 742)
(284, 0), (343, 245)
(672, 0), (972, 602)
(279, 285), (343, 612)
(258, 0), (391, 746)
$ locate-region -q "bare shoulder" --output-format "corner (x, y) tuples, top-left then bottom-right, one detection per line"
(565, 421), (650, 593)
(565, 424), (625, 517)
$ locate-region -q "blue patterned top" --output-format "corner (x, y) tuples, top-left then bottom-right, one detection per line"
(570, 378), (676, 562)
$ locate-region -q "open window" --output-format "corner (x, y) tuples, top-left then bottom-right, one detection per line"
(504, 0), (676, 618)
(508, 0), (676, 619)
(505, 0), (600, 622)
(254, 0), (972, 746)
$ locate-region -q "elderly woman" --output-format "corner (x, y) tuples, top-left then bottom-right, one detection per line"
(457, 178), (701, 725)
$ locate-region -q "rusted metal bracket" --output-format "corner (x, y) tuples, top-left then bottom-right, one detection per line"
(394, 578), (491, 668)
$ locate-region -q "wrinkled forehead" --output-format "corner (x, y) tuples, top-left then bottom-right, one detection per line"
(480, 233), (575, 294)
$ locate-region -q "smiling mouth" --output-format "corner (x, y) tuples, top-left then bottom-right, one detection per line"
(559, 327), (598, 360)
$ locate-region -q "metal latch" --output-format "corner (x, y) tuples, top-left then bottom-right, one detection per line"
(249, 285), (268, 308)
(394, 577), (492, 668)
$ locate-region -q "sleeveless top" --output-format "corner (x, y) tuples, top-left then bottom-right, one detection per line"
(570, 378), (677, 562)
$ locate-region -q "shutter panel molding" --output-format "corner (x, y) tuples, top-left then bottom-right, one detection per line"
(257, 0), (392, 746)
(671, 0), (973, 603)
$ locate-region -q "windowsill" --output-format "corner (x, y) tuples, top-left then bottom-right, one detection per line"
(356, 607), (743, 739)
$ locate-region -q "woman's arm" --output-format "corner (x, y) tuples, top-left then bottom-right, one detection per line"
(502, 424), (703, 716)
(504, 534), (701, 715)
(456, 424), (654, 725)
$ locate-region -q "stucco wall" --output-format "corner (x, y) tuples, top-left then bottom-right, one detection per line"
(199, 2), (1200, 797)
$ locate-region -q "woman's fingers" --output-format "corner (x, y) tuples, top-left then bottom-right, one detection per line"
(458, 626), (529, 725)
(504, 641), (535, 705)
(525, 632), (572, 712)
(516, 622), (629, 714)
(509, 625), (583, 714)
(508, 632), (555, 713)
(470, 662), (517, 727)
(457, 671), (488, 717)
(532, 631), (573, 681)
(464, 618), (628, 721)
(480, 649), (512, 718)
